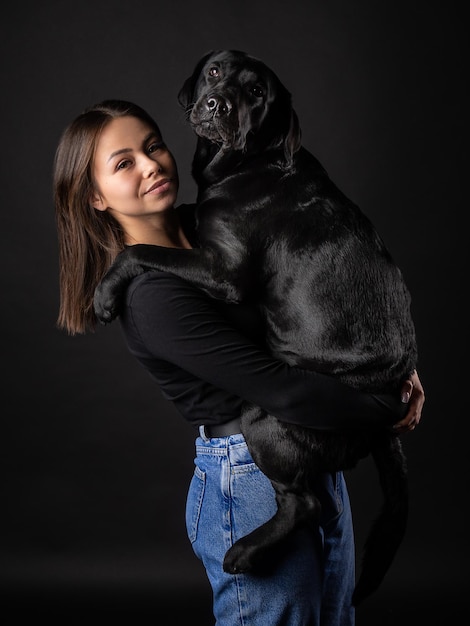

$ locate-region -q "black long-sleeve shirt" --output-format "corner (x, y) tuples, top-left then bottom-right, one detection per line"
(119, 271), (406, 430)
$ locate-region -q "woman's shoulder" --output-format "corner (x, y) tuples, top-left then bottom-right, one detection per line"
(125, 269), (206, 311)
(127, 270), (189, 293)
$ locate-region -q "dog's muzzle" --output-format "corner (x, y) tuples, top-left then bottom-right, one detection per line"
(190, 95), (240, 146)
(205, 94), (232, 117)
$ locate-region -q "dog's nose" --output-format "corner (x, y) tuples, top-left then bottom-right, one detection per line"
(206, 95), (231, 116)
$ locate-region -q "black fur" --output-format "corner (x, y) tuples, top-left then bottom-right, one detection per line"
(94, 50), (417, 606)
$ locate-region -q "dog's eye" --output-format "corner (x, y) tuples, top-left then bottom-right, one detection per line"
(208, 66), (219, 78)
(250, 86), (264, 98)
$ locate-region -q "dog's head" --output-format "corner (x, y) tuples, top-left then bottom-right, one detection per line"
(178, 50), (301, 165)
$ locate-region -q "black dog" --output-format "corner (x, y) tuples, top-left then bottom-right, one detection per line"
(94, 50), (418, 606)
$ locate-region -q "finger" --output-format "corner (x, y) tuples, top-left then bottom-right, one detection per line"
(401, 379), (413, 404)
(395, 416), (419, 432)
(393, 413), (417, 431)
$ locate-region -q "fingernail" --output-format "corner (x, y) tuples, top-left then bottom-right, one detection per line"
(401, 392), (410, 403)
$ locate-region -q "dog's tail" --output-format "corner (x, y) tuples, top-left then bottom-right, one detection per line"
(352, 432), (408, 606)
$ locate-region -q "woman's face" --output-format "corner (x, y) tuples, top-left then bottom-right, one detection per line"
(91, 116), (179, 223)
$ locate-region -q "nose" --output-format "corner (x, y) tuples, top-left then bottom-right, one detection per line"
(206, 94), (231, 116)
(142, 155), (162, 177)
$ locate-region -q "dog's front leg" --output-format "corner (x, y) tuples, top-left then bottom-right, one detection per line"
(94, 244), (242, 324)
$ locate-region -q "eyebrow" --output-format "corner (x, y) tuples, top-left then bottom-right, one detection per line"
(107, 147), (132, 163)
(106, 131), (159, 163)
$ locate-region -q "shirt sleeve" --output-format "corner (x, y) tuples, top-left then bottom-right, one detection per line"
(125, 272), (406, 430)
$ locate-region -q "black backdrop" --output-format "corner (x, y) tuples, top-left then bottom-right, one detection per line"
(1, 1), (466, 624)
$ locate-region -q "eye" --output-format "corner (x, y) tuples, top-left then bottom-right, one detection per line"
(148, 141), (165, 154)
(208, 66), (219, 78)
(250, 85), (264, 98)
(116, 159), (132, 171)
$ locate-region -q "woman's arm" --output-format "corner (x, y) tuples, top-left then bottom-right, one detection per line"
(125, 272), (423, 431)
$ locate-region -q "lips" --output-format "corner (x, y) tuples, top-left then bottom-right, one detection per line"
(145, 178), (171, 194)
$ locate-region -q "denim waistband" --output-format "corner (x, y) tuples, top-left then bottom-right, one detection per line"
(196, 425), (252, 464)
(198, 424), (246, 444)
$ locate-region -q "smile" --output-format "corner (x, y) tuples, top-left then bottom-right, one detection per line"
(145, 179), (171, 194)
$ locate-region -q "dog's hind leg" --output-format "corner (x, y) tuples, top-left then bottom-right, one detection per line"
(223, 406), (322, 574)
(223, 481), (321, 574)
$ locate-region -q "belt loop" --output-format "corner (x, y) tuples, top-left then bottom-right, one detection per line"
(199, 425), (210, 441)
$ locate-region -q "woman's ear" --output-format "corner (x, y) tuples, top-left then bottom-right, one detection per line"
(91, 191), (107, 212)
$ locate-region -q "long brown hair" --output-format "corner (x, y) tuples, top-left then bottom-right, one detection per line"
(53, 100), (163, 335)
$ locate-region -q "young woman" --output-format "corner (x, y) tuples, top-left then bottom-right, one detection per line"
(53, 99), (423, 626)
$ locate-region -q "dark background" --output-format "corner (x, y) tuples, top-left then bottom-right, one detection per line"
(1, 1), (466, 624)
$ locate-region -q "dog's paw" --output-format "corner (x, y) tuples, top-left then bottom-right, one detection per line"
(223, 543), (256, 575)
(93, 284), (121, 324)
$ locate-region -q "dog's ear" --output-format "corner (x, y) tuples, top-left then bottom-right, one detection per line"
(284, 108), (302, 165)
(264, 79), (302, 166)
(177, 50), (216, 110)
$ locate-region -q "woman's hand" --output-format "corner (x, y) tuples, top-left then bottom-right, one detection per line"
(394, 370), (425, 433)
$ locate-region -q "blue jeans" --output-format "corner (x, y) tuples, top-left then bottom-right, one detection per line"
(185, 427), (355, 625)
